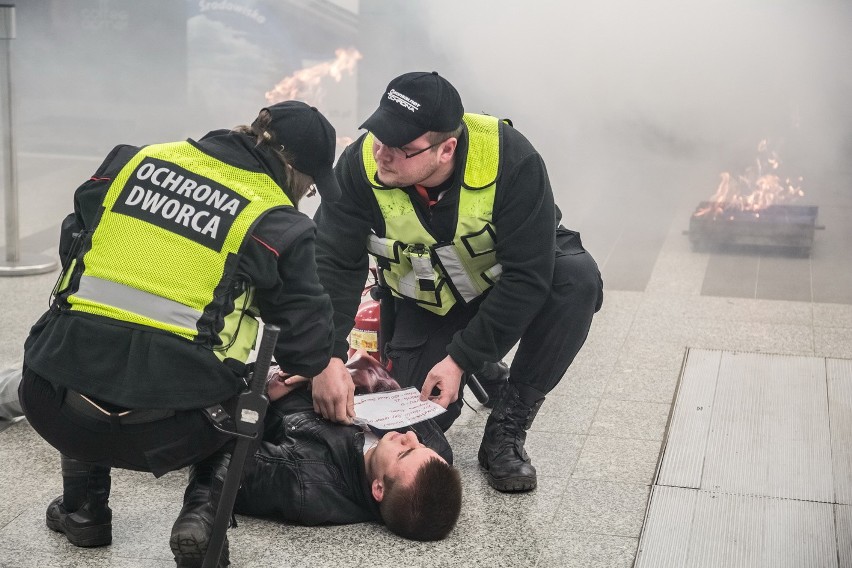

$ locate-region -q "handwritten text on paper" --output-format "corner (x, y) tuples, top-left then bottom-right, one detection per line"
(353, 387), (446, 429)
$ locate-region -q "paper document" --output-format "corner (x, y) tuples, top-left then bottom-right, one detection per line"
(353, 387), (446, 429)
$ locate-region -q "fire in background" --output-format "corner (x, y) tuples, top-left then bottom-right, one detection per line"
(265, 47), (361, 104)
(264, 47), (362, 148)
(695, 139), (805, 220)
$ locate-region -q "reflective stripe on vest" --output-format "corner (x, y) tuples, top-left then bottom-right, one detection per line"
(75, 274), (203, 329)
(68, 141), (291, 360)
(360, 113), (502, 315)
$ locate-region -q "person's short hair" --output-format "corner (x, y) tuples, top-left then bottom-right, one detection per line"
(379, 457), (462, 541)
(425, 123), (464, 145)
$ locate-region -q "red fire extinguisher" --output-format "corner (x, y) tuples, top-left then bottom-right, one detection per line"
(347, 271), (382, 362)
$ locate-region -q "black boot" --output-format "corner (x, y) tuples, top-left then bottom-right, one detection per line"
(170, 451), (231, 568)
(473, 361), (510, 408)
(45, 455), (112, 547)
(478, 383), (545, 492)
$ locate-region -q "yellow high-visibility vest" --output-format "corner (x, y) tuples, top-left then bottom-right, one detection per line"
(361, 113), (503, 315)
(65, 141), (292, 362)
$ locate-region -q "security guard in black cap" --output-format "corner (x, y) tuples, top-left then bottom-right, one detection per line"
(312, 71), (604, 494)
(19, 101), (341, 567)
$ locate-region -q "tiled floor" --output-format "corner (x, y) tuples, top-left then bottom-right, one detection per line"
(638, 350), (852, 567)
(1, 157), (851, 566)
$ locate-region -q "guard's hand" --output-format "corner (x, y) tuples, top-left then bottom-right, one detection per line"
(421, 355), (463, 408)
(265, 368), (310, 402)
(311, 358), (356, 424)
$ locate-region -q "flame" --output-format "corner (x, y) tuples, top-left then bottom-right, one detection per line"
(265, 47), (362, 107)
(694, 139), (805, 218)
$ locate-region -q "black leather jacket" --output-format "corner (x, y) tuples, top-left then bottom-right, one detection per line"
(233, 390), (453, 526)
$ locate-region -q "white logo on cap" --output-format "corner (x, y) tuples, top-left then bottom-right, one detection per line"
(387, 89), (420, 113)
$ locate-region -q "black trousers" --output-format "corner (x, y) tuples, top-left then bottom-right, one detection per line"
(386, 229), (603, 430)
(19, 369), (234, 477)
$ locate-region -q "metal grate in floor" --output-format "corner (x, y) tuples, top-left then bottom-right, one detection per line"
(636, 349), (852, 567)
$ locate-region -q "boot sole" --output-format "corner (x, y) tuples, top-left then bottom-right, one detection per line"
(170, 529), (207, 567)
(478, 455), (537, 492)
(170, 525), (229, 567)
(483, 471), (537, 492)
(46, 510), (112, 547)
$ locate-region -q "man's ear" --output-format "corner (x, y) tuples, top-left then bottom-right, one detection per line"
(371, 478), (385, 502)
(438, 138), (457, 163)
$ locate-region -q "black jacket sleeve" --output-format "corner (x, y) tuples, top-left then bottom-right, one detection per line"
(446, 128), (557, 372)
(189, 130), (335, 377)
(72, 144), (139, 230)
(313, 141), (378, 360)
(56, 145), (139, 269)
(244, 209), (334, 377)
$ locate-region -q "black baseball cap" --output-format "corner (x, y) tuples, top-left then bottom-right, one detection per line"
(256, 101), (341, 201)
(359, 71), (464, 148)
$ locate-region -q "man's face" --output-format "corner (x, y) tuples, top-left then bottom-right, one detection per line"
(368, 430), (444, 493)
(371, 133), (446, 188)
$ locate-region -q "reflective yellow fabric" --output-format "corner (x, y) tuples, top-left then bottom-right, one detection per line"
(361, 114), (502, 315)
(69, 141), (291, 351)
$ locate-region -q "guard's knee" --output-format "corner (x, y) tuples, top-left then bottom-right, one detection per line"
(553, 251), (603, 312)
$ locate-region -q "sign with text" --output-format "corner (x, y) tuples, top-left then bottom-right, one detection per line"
(353, 387), (445, 429)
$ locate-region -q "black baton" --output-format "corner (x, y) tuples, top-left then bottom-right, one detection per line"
(467, 371), (490, 405)
(202, 324), (280, 568)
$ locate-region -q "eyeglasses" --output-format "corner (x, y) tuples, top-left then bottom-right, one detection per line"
(375, 139), (443, 159)
(400, 141), (443, 159)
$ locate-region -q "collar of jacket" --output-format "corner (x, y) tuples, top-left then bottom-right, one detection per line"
(195, 130), (290, 194)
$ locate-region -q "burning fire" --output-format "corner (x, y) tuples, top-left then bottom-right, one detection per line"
(694, 139), (805, 218)
(265, 47), (362, 107)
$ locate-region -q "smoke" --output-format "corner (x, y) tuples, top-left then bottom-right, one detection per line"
(359, 0), (852, 217)
(186, 13), (281, 130)
(5, 0), (851, 259)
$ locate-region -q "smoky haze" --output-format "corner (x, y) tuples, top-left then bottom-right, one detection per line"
(360, 0), (852, 232)
(4, 0), (851, 277)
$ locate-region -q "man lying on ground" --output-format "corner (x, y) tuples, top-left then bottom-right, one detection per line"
(0, 354), (463, 541)
(234, 351), (462, 541)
